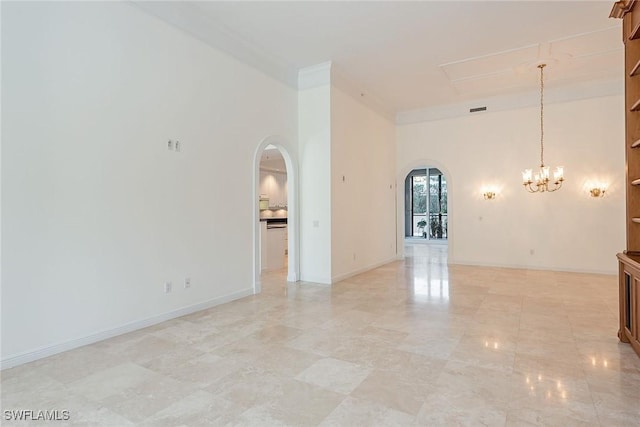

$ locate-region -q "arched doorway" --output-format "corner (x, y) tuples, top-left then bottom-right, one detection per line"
(253, 138), (298, 293)
(404, 167), (448, 241)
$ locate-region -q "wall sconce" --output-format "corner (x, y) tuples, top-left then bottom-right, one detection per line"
(483, 191), (496, 200)
(589, 187), (606, 198)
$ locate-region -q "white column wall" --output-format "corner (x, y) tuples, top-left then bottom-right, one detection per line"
(298, 82), (332, 284)
(330, 86), (397, 282)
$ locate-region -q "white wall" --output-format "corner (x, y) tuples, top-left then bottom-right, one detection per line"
(397, 95), (625, 274)
(298, 82), (332, 284)
(1, 2), (297, 364)
(331, 86), (396, 282)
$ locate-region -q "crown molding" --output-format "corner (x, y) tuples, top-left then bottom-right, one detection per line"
(130, 1), (298, 88)
(298, 62), (332, 90)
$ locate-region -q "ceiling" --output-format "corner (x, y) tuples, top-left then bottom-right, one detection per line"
(134, 1), (623, 116)
(260, 146), (286, 172)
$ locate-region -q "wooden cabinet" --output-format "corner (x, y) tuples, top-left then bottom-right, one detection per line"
(612, 0), (640, 357)
(618, 254), (640, 356)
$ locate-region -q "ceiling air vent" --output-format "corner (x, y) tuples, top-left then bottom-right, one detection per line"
(469, 106), (487, 113)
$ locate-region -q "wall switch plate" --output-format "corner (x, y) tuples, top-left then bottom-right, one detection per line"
(184, 277), (191, 289)
(164, 282), (172, 293)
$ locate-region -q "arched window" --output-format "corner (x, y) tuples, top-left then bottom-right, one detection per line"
(405, 168), (447, 239)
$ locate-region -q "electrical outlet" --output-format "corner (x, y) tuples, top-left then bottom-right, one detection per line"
(184, 277), (191, 289)
(164, 281), (172, 293)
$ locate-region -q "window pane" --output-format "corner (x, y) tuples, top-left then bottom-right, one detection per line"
(412, 176), (426, 214)
(440, 177), (447, 213)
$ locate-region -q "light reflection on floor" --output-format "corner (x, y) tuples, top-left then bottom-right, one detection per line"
(404, 240), (449, 302)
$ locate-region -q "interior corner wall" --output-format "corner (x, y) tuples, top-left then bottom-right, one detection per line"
(298, 84), (332, 284)
(396, 95), (625, 275)
(1, 2), (298, 364)
(330, 86), (397, 282)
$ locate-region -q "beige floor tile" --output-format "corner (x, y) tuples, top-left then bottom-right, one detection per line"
(164, 353), (244, 388)
(351, 369), (433, 416)
(248, 344), (322, 377)
(138, 390), (245, 427)
(295, 357), (371, 394)
(319, 396), (415, 426)
(232, 379), (344, 426)
(66, 362), (159, 402)
(435, 359), (515, 407)
(415, 392), (507, 427)
(3, 241), (639, 426)
(100, 375), (199, 423)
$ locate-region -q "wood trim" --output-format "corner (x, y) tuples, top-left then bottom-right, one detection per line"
(619, 252), (640, 268)
(631, 59), (640, 76)
(632, 21), (640, 40)
(611, 0), (636, 18)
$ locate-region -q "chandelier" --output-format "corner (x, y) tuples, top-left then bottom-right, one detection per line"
(522, 63), (564, 193)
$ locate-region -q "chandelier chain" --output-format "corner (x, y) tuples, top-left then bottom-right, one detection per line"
(539, 64), (544, 168)
(521, 62), (564, 193)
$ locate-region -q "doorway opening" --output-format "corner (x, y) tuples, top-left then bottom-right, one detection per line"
(253, 139), (298, 294)
(404, 168), (448, 241)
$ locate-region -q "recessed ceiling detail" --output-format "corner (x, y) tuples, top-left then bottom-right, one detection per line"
(440, 27), (622, 98)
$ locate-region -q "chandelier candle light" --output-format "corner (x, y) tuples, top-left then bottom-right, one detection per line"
(522, 63), (564, 193)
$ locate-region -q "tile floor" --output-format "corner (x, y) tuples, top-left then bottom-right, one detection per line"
(2, 242), (640, 426)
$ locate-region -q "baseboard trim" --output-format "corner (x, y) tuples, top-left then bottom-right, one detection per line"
(331, 257), (398, 283)
(299, 274), (332, 285)
(450, 260), (616, 276)
(1, 288), (254, 370)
